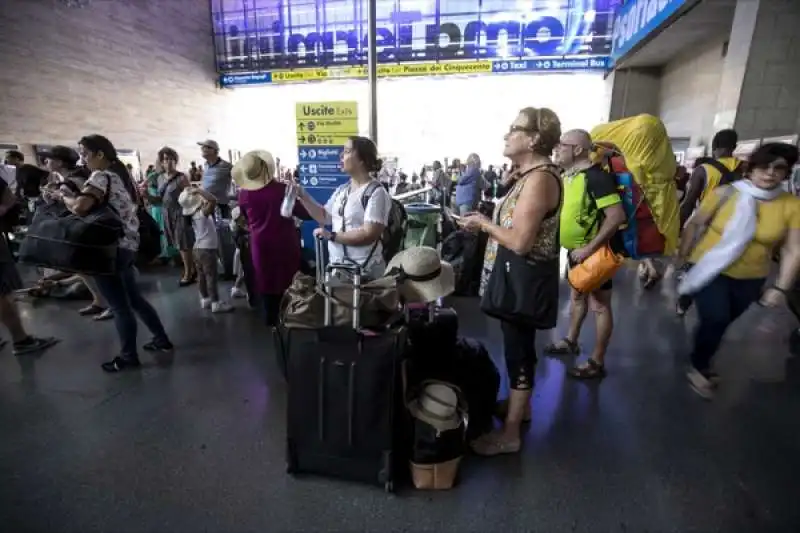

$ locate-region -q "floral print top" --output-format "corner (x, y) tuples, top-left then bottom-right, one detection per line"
(480, 168), (561, 296)
(86, 170), (140, 251)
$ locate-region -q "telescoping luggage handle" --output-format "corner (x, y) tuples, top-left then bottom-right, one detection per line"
(315, 234), (362, 330)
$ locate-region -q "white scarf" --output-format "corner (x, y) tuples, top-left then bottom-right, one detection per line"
(678, 181), (782, 296)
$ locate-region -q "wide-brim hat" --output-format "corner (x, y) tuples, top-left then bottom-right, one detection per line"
(178, 188), (203, 216)
(407, 381), (462, 432)
(385, 246), (454, 304)
(232, 150), (275, 191)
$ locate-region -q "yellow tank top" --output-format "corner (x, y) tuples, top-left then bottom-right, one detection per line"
(700, 157), (740, 202)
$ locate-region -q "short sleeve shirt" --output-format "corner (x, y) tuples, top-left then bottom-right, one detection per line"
(690, 187), (800, 279)
(325, 181), (391, 277)
(559, 164), (621, 249)
(85, 170), (140, 251)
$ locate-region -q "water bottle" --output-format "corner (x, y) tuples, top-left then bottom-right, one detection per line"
(280, 183), (298, 218)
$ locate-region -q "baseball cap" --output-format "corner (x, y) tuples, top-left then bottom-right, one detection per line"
(41, 145), (80, 166)
(197, 139), (220, 151)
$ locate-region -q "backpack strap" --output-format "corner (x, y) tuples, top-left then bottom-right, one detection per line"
(337, 180), (383, 269)
(703, 159), (740, 186)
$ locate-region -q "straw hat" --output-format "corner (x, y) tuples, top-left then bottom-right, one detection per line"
(232, 150), (275, 191)
(408, 381), (462, 432)
(178, 188), (203, 216)
(385, 246), (454, 304)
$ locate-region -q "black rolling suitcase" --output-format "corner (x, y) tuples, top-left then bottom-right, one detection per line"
(285, 237), (406, 492)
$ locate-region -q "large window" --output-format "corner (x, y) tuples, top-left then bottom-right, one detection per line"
(212, 0), (619, 73)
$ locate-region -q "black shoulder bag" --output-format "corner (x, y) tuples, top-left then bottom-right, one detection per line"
(480, 164), (562, 328)
(19, 171), (124, 275)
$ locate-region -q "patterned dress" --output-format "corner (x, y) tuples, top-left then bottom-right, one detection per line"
(480, 169), (561, 296)
(159, 172), (194, 251)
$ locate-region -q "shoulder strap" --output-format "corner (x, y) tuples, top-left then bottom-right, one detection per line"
(360, 180), (383, 209)
(704, 159), (734, 184)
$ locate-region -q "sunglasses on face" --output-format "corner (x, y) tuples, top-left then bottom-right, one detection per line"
(507, 125), (535, 135)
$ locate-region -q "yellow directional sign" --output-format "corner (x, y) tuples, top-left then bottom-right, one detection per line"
(296, 133), (353, 146)
(295, 102), (358, 120)
(274, 61), (493, 85)
(295, 118), (358, 135)
(272, 69), (329, 82)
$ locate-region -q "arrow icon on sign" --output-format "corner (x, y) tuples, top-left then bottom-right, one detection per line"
(298, 123), (306, 131)
(300, 165), (307, 173)
(301, 177), (308, 185)
(299, 149), (307, 158)
(298, 135), (306, 143)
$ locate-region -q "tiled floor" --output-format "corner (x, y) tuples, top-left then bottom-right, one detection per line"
(1, 265), (798, 532)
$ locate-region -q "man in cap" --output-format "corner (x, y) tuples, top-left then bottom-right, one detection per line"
(198, 139), (233, 219)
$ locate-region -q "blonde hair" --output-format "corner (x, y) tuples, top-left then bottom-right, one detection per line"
(518, 107), (562, 156)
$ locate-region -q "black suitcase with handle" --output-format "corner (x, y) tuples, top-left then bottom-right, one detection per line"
(285, 237), (406, 492)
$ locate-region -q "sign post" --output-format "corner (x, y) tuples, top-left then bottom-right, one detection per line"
(296, 101), (359, 248)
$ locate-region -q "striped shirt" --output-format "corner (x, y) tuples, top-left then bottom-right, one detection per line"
(202, 158), (233, 205)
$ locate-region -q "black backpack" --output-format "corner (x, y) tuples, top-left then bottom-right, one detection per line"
(702, 158), (743, 186)
(338, 181), (407, 265)
(363, 181), (407, 263)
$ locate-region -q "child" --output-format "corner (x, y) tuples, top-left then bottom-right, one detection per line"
(178, 188), (233, 313)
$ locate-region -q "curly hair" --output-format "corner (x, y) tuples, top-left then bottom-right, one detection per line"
(518, 107), (562, 157)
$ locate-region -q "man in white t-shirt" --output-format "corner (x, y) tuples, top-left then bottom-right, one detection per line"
(321, 181), (392, 279)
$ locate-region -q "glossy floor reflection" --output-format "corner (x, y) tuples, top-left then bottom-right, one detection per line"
(1, 266), (799, 533)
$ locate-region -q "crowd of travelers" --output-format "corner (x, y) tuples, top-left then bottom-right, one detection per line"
(0, 107), (798, 470)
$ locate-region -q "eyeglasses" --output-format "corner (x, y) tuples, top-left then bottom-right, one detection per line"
(507, 126), (535, 135)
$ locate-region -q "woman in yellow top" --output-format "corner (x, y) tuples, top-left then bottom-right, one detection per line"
(677, 143), (800, 399)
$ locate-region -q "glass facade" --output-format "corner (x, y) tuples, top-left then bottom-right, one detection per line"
(212, 0), (621, 73)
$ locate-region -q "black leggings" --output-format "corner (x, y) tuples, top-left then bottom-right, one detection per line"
(501, 320), (536, 390)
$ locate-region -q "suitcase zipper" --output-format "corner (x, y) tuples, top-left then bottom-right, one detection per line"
(347, 361), (356, 447)
(318, 356), (326, 441)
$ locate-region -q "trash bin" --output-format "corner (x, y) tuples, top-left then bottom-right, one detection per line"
(404, 203), (441, 249)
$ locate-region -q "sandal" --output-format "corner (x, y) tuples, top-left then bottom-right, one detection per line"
(93, 309), (114, 321)
(544, 338), (580, 355)
(79, 304), (105, 316)
(470, 430), (521, 456)
(568, 358), (606, 380)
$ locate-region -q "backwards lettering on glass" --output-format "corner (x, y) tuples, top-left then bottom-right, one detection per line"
(213, 0), (619, 72)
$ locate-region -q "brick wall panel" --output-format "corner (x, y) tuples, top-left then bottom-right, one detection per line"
(0, 0), (229, 167)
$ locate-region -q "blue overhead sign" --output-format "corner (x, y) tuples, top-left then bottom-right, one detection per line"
(610, 0), (689, 64)
(213, 0), (618, 71)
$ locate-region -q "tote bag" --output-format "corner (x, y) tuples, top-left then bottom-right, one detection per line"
(480, 247), (559, 329)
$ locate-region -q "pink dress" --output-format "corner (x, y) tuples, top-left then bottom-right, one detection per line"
(238, 182), (309, 295)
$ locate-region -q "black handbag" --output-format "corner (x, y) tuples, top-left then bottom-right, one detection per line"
(19, 173), (124, 275)
(480, 246), (559, 329)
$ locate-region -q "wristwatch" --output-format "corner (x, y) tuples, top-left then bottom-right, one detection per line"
(329, 232), (337, 243)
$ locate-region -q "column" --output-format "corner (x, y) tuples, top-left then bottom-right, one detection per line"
(715, 0), (800, 138)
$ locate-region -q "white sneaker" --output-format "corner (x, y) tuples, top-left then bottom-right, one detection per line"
(211, 301), (234, 313)
(231, 287), (246, 299)
(200, 297), (212, 310)
(687, 367), (715, 400)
